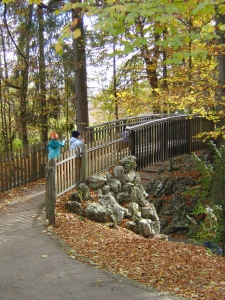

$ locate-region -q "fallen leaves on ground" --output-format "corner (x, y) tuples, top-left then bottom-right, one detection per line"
(54, 196), (225, 300)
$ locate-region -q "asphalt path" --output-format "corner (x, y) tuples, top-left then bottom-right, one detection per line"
(0, 184), (186, 300)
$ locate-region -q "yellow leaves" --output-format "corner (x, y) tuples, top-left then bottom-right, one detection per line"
(28, 0), (42, 3)
(55, 22), (81, 55)
(106, 0), (116, 4)
(73, 28), (81, 39)
(63, 26), (71, 34)
(202, 24), (214, 33)
(55, 43), (62, 54)
(218, 110), (225, 116)
(71, 18), (78, 27)
(61, 3), (72, 12)
(2, 0), (41, 3)
(96, 278), (102, 284)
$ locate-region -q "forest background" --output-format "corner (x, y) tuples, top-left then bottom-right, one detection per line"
(0, 0), (225, 153)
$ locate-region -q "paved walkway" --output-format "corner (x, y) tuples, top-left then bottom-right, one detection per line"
(0, 176), (186, 300)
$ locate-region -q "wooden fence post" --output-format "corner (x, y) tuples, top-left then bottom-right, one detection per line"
(186, 118), (192, 154)
(46, 159), (56, 225)
(81, 144), (88, 182)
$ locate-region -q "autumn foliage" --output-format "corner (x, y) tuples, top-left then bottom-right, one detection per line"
(54, 192), (225, 300)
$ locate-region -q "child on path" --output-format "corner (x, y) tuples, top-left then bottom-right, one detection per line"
(46, 132), (65, 160)
(69, 131), (84, 150)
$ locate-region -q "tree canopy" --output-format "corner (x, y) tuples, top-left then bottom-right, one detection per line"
(0, 0), (225, 151)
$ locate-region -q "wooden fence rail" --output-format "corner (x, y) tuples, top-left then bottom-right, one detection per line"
(1, 114), (214, 200)
(1, 114), (163, 193)
(45, 138), (130, 224)
(45, 115), (214, 225)
(0, 142), (48, 193)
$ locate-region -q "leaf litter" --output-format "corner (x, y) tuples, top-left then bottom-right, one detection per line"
(54, 195), (225, 300)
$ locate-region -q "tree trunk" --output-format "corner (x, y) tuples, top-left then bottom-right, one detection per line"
(0, 28), (10, 151)
(18, 4), (33, 146)
(71, 0), (89, 132)
(139, 21), (159, 98)
(113, 43), (118, 119)
(38, 6), (48, 142)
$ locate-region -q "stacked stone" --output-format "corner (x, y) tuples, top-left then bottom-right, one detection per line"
(66, 156), (163, 238)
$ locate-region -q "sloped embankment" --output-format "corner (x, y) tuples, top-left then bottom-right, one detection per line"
(144, 150), (212, 236)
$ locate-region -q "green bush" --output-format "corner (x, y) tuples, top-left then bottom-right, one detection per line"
(187, 143), (225, 255)
(12, 138), (23, 150)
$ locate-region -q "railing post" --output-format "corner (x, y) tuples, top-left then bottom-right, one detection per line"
(30, 145), (36, 181)
(81, 144), (88, 182)
(186, 118), (192, 153)
(162, 121), (167, 161)
(46, 159), (56, 226)
(130, 130), (135, 156)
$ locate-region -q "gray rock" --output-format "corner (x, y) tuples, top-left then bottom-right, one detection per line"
(102, 185), (111, 195)
(127, 202), (139, 216)
(113, 166), (126, 184)
(98, 194), (128, 225)
(106, 176), (121, 193)
(118, 156), (136, 173)
(65, 201), (85, 216)
(139, 205), (159, 221)
(126, 221), (138, 233)
(137, 219), (153, 237)
(69, 192), (82, 203)
(125, 170), (136, 183)
(66, 155), (162, 239)
(86, 203), (108, 223)
(88, 174), (106, 189)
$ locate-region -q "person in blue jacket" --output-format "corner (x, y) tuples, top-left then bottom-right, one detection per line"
(46, 132), (65, 160)
(69, 131), (84, 150)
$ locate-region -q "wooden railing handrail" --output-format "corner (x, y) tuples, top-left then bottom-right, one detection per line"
(1, 114), (214, 195)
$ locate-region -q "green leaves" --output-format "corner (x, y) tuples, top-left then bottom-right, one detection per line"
(219, 24), (225, 31)
(192, 0), (214, 15)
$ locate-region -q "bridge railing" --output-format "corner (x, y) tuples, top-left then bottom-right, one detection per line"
(1, 114), (214, 196)
(46, 114), (214, 224)
(1, 114), (160, 193)
(129, 115), (214, 170)
(52, 114), (214, 198)
(82, 113), (177, 146)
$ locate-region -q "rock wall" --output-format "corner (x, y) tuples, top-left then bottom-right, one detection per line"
(146, 151), (213, 235)
(65, 156), (164, 239)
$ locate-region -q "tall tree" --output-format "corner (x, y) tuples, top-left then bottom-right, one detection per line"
(37, 4), (48, 142)
(3, 2), (33, 146)
(71, 0), (89, 132)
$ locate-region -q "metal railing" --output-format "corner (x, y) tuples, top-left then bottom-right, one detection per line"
(129, 115), (214, 169)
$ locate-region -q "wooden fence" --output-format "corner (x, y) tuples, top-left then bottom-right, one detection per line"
(45, 115), (214, 224)
(0, 142), (48, 193)
(0, 114), (214, 196)
(1, 114), (166, 193)
(82, 113), (171, 146)
(46, 138), (130, 224)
